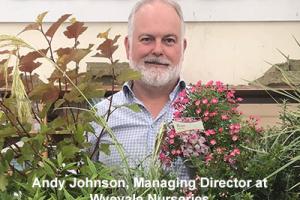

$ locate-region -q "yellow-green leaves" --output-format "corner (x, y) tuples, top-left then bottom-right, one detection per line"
(11, 61), (32, 123)
(116, 67), (141, 83)
(0, 35), (32, 49)
(36, 12), (48, 25)
(0, 175), (8, 191)
(97, 28), (111, 39)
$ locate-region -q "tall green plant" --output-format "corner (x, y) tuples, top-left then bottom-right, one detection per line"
(245, 38), (300, 199)
(0, 12), (142, 199)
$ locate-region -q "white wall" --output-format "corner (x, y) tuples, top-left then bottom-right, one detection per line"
(1, 21), (300, 85)
(1, 0), (299, 22)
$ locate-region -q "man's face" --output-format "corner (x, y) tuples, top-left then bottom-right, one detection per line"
(125, 1), (187, 87)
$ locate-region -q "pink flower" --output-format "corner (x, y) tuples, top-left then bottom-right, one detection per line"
(196, 108), (201, 114)
(232, 135), (238, 141)
(216, 147), (224, 154)
(173, 111), (181, 118)
(195, 100), (201, 106)
(215, 81), (223, 87)
(229, 123), (240, 134)
(159, 152), (165, 159)
(179, 90), (187, 98)
(227, 90), (235, 97)
(237, 97), (243, 102)
(169, 139), (174, 145)
(218, 127), (223, 133)
(217, 87), (224, 93)
(206, 80), (214, 87)
(196, 80), (202, 87)
(230, 148), (240, 157)
(205, 153), (213, 163)
(202, 98), (208, 104)
(190, 86), (196, 93)
(256, 127), (263, 133)
(203, 117), (210, 122)
(231, 107), (238, 113)
(182, 98), (189, 104)
(171, 150), (176, 155)
(221, 115), (229, 120)
(159, 152), (172, 167)
(204, 110), (209, 117)
(204, 129), (216, 136)
(211, 98), (218, 104)
(209, 111), (217, 117)
(233, 148), (240, 155)
(210, 139), (216, 145)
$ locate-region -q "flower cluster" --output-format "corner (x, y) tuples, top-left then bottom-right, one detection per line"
(160, 80), (252, 167)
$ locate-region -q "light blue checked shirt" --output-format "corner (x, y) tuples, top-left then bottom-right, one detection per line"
(90, 80), (189, 178)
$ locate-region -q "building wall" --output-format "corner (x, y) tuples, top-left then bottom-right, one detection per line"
(1, 21), (300, 85)
(1, 21), (300, 127)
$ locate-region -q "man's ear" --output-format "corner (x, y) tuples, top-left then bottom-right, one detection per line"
(183, 38), (187, 52)
(124, 36), (130, 59)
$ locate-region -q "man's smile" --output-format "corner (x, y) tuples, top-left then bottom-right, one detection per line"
(144, 61), (169, 66)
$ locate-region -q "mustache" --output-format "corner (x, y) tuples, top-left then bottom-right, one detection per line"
(143, 57), (171, 66)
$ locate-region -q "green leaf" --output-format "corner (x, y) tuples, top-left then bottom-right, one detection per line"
(116, 68), (141, 83)
(49, 117), (65, 130)
(124, 104), (141, 113)
(64, 82), (105, 103)
(99, 143), (111, 156)
(54, 99), (65, 109)
(0, 125), (18, 138)
(86, 157), (97, 175)
(39, 102), (53, 119)
(74, 125), (85, 144)
(0, 139), (3, 150)
(43, 157), (56, 169)
(57, 152), (63, 167)
(62, 162), (77, 171)
(63, 188), (76, 200)
(0, 174), (8, 191)
(4, 149), (14, 162)
(39, 124), (53, 134)
(21, 136), (30, 143)
(62, 145), (80, 159)
(0, 111), (3, 120)
(42, 160), (56, 178)
(19, 143), (34, 162)
(32, 188), (46, 200)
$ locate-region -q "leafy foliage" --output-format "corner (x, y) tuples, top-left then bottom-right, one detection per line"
(0, 12), (141, 199)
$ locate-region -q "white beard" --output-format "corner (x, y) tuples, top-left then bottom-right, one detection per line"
(129, 55), (182, 87)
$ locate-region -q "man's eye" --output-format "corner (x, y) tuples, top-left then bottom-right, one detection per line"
(163, 38), (176, 45)
(140, 37), (152, 43)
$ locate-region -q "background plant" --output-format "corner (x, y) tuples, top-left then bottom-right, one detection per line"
(0, 12), (143, 199)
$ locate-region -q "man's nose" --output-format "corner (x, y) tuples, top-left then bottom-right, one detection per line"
(152, 40), (163, 56)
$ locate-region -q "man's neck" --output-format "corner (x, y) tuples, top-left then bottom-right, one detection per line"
(132, 79), (178, 118)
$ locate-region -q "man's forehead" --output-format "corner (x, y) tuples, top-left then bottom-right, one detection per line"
(134, 1), (180, 19)
(132, 2), (182, 35)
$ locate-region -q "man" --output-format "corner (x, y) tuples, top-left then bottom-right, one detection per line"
(90, 0), (188, 177)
